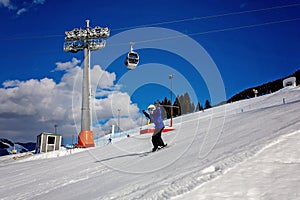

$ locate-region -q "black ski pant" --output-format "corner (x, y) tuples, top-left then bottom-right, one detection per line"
(152, 128), (165, 149)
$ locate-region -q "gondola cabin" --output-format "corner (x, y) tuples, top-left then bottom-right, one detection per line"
(125, 42), (139, 70)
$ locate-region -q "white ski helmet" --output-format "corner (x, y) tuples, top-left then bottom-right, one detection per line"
(147, 104), (156, 111)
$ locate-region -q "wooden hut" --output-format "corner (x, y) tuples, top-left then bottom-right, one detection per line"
(35, 132), (62, 153)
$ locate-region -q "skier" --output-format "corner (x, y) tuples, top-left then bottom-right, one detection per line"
(143, 104), (167, 152)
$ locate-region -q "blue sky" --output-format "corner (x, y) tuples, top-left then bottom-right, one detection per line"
(0, 0), (299, 143)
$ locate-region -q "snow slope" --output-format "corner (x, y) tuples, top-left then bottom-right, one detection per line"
(0, 87), (299, 200)
(175, 130), (300, 200)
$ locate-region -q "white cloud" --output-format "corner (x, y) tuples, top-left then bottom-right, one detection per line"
(33, 0), (45, 5)
(0, 0), (16, 10)
(54, 58), (81, 71)
(0, 0), (10, 7)
(16, 7), (27, 15)
(2, 80), (21, 88)
(91, 65), (117, 91)
(0, 0), (46, 16)
(92, 91), (139, 121)
(0, 59), (142, 143)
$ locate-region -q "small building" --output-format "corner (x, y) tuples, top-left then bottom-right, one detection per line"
(35, 132), (62, 153)
(283, 77), (296, 87)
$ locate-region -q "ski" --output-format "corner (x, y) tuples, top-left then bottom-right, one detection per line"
(139, 144), (170, 157)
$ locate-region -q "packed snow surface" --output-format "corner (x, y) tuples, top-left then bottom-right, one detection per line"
(0, 87), (299, 200)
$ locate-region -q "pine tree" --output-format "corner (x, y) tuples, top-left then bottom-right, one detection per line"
(173, 93), (195, 115)
(184, 92), (195, 114)
(162, 97), (171, 119)
(196, 102), (203, 112)
(173, 96), (181, 116)
(191, 102), (195, 113)
(205, 99), (212, 109)
(155, 92), (196, 118)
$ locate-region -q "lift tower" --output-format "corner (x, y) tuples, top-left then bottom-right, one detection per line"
(64, 20), (110, 147)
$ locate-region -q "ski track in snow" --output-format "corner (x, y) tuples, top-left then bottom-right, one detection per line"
(0, 87), (300, 200)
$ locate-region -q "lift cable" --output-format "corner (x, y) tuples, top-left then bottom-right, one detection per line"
(0, 16), (299, 57)
(0, 3), (299, 41)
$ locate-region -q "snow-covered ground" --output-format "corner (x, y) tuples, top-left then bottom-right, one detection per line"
(0, 87), (299, 200)
(174, 130), (300, 200)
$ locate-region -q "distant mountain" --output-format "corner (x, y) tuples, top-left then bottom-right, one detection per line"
(0, 138), (30, 156)
(228, 69), (300, 103)
(16, 142), (36, 152)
